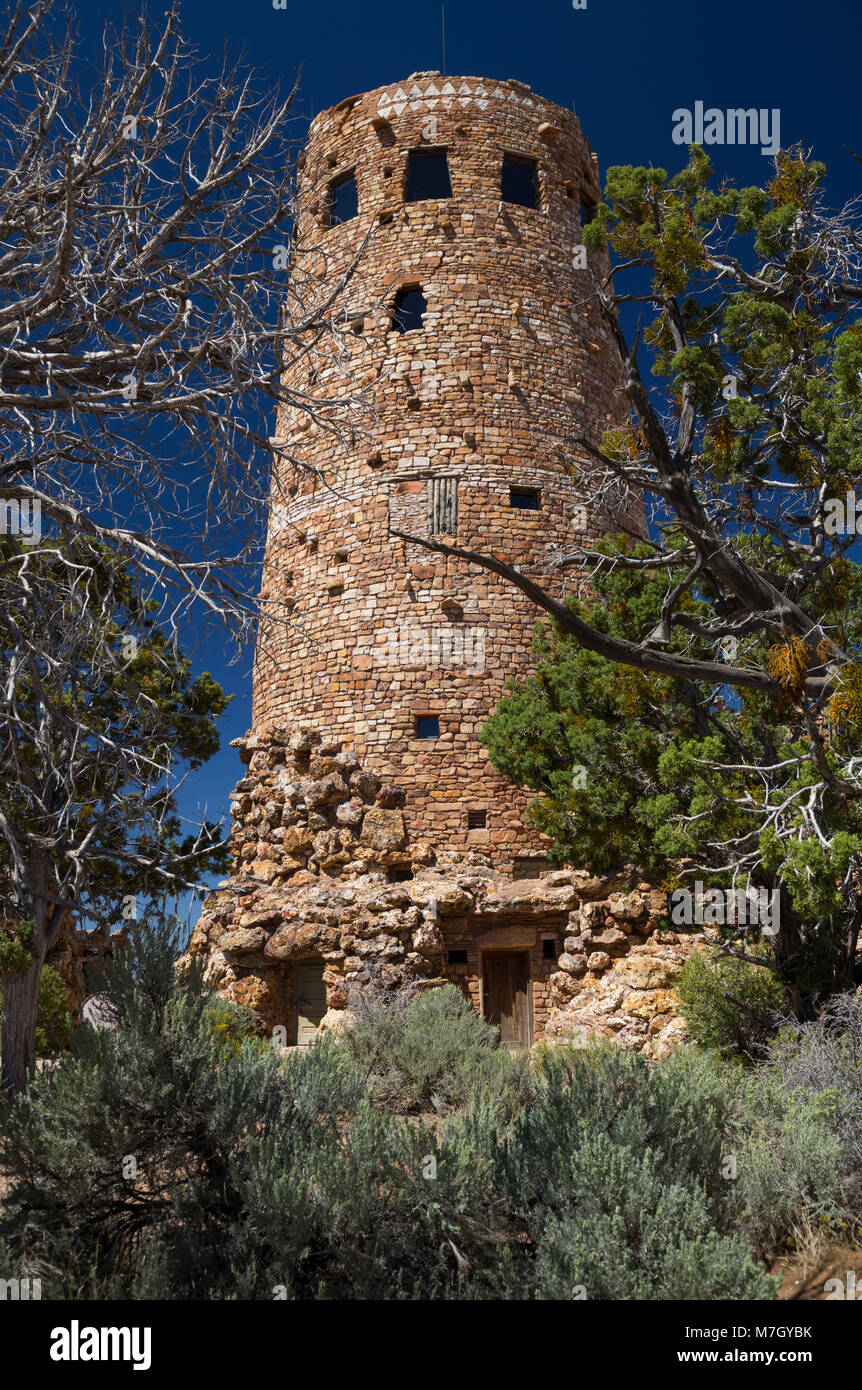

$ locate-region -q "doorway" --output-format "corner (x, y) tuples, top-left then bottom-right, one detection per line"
(482, 951), (532, 1049)
(293, 960), (327, 1046)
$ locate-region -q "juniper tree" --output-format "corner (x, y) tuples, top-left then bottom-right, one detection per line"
(0, 537), (229, 1091)
(398, 147), (862, 1011)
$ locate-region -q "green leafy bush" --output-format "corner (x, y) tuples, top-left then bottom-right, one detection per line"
(677, 948), (788, 1059)
(202, 995), (264, 1055)
(34, 966), (72, 1055)
(0, 962), (71, 1056)
(0, 918), (35, 973)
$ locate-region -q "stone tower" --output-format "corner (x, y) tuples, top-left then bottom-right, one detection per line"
(189, 77), (693, 1056)
(255, 72), (640, 865)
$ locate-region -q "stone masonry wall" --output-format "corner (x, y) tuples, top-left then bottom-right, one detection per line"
(189, 725), (703, 1056)
(253, 73), (647, 865)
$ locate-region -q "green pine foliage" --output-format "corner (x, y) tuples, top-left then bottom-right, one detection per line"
(676, 950), (789, 1060)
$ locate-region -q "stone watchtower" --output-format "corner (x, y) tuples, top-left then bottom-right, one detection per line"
(190, 76), (686, 1055)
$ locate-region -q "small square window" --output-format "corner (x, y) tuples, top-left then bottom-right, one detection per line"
(328, 172), (358, 226)
(509, 487), (541, 510)
(501, 154), (539, 210)
(405, 149), (452, 202)
(447, 949), (468, 964)
(467, 809), (487, 829)
(416, 715), (440, 739)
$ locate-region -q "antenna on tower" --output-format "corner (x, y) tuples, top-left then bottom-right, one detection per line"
(441, 5), (446, 77)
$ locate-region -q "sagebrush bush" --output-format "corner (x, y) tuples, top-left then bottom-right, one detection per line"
(0, 922), (798, 1301)
(341, 981), (533, 1113)
(726, 992), (862, 1255)
(677, 947), (788, 1059)
(439, 1041), (776, 1299)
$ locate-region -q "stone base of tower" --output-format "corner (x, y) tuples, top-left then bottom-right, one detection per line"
(187, 725), (706, 1056)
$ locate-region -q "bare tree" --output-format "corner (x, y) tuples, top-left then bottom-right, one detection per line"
(0, 0), (370, 1088)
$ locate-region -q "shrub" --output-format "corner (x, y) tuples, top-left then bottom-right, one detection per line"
(0, 962), (71, 1056)
(341, 981), (532, 1113)
(727, 991), (862, 1255)
(677, 947), (788, 1059)
(731, 1074), (848, 1256)
(0, 923), (782, 1301)
(440, 1040), (778, 1299)
(201, 995), (264, 1056)
(34, 966), (72, 1055)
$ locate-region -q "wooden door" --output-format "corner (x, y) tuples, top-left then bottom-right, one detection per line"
(293, 961), (326, 1046)
(482, 951), (532, 1049)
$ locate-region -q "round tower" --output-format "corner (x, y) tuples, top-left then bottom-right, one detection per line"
(255, 73), (644, 869)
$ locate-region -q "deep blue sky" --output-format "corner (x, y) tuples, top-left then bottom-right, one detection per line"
(74, 0), (862, 917)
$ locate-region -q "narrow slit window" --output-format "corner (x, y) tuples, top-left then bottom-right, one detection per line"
(509, 487), (541, 510)
(428, 477), (458, 534)
(501, 154), (539, 209)
(392, 286), (427, 334)
(581, 197), (597, 226)
(416, 715), (440, 739)
(405, 149), (452, 202)
(328, 171), (358, 226)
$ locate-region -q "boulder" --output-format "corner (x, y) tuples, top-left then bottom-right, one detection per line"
(359, 807), (407, 852)
(219, 927), (269, 960)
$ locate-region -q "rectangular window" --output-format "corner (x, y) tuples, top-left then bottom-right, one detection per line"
(512, 856), (548, 880)
(509, 487), (541, 510)
(447, 950), (468, 965)
(405, 149), (452, 202)
(328, 171), (358, 225)
(392, 286), (427, 333)
(581, 197), (597, 226)
(428, 476), (458, 534)
(542, 938), (557, 960)
(501, 154), (539, 209)
(416, 715), (440, 739)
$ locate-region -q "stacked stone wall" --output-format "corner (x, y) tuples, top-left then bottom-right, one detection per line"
(189, 725), (702, 1055)
(254, 73), (646, 865)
